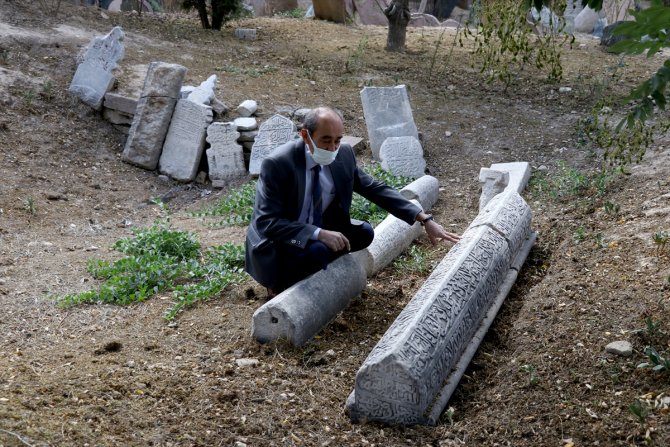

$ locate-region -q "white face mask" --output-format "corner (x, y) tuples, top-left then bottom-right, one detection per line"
(308, 132), (339, 166)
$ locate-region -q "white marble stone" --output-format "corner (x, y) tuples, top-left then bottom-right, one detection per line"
(360, 85), (419, 160)
(186, 74), (217, 106)
(68, 26), (124, 110)
(478, 168), (509, 211)
(489, 161), (531, 194)
(206, 122), (246, 187)
(248, 114), (297, 175)
(237, 99), (258, 117)
(379, 136), (426, 178)
(234, 117), (258, 131)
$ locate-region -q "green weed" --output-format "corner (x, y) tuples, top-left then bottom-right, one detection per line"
(629, 399), (649, 424)
(56, 205), (246, 320)
(393, 244), (431, 275)
(603, 200), (620, 215)
(23, 89), (35, 107)
(652, 230), (668, 256)
(519, 364), (539, 386)
(41, 80), (54, 101)
(350, 164), (413, 226)
(23, 197), (37, 216)
(573, 227), (586, 243)
(638, 346), (670, 372)
(345, 35), (369, 74)
(277, 7), (305, 18)
(192, 181), (256, 227)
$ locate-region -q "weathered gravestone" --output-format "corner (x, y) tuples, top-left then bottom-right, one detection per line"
(69, 26), (125, 110)
(360, 85), (420, 160)
(252, 175), (440, 346)
(206, 122), (247, 187)
(158, 99), (213, 182)
(122, 62), (186, 170)
(234, 28), (257, 40)
(379, 136), (426, 178)
(347, 190), (536, 426)
(248, 114), (297, 175)
(478, 168), (509, 211)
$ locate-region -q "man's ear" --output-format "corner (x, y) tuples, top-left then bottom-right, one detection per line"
(300, 128), (310, 144)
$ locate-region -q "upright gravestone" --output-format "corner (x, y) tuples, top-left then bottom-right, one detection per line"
(68, 26), (125, 110)
(158, 99), (213, 182)
(206, 122), (247, 187)
(379, 136), (426, 178)
(360, 85), (420, 160)
(248, 115), (297, 175)
(122, 62), (187, 170)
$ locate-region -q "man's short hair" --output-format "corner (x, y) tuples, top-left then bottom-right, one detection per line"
(303, 106), (344, 134)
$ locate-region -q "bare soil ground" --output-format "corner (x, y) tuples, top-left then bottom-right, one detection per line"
(1, 1), (669, 446)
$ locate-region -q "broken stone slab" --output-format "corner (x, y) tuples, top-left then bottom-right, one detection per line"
(489, 162), (531, 194)
(347, 190), (533, 425)
(206, 121), (247, 187)
(68, 26), (125, 110)
(252, 254), (367, 346)
(249, 114), (297, 176)
(360, 85), (419, 160)
(122, 62), (187, 170)
(379, 136), (426, 178)
(104, 92), (137, 115)
(103, 108), (133, 125)
(212, 97), (229, 115)
(234, 28), (257, 40)
(237, 99), (258, 117)
(185, 74), (217, 106)
(159, 99), (213, 182)
(342, 135), (363, 150)
(478, 168), (509, 211)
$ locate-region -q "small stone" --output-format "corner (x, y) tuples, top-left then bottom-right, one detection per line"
(234, 442), (248, 447)
(237, 100), (257, 117)
(605, 341), (633, 357)
(158, 175), (171, 183)
(559, 87), (572, 93)
(211, 97), (229, 115)
(126, 360), (136, 368)
(444, 131), (452, 137)
(235, 358), (259, 368)
(325, 349), (336, 357)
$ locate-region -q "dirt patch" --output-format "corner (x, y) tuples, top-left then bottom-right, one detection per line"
(1, 1), (669, 446)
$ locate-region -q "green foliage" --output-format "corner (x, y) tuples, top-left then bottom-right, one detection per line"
(191, 181), (256, 227)
(638, 346), (670, 372)
(462, 0), (571, 87)
(573, 226), (586, 242)
(23, 197), (37, 216)
(277, 7), (305, 18)
(529, 163), (618, 203)
(40, 80), (53, 101)
(57, 206), (246, 319)
(350, 164), (413, 226)
(652, 230), (668, 256)
(603, 200), (619, 215)
(345, 35), (369, 74)
(393, 244), (432, 274)
(629, 399), (649, 424)
(519, 364), (539, 386)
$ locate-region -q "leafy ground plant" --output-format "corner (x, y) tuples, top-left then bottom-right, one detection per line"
(57, 211), (245, 319)
(393, 244), (432, 275)
(638, 346), (670, 372)
(350, 163), (413, 226)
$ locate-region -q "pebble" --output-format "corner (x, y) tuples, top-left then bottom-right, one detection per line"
(445, 131), (452, 137)
(235, 358), (259, 368)
(605, 340), (633, 357)
(559, 87), (572, 93)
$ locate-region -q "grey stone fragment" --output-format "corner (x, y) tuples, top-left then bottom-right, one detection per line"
(342, 135), (363, 150)
(103, 108), (133, 125)
(237, 99), (258, 117)
(479, 168), (509, 211)
(237, 130), (258, 142)
(122, 62), (187, 170)
(379, 136), (426, 178)
(360, 85), (419, 160)
(605, 341), (633, 357)
(574, 6), (598, 33)
(293, 108), (311, 121)
(235, 358), (259, 367)
(159, 99), (213, 182)
(252, 254), (367, 346)
(212, 97), (229, 115)
(234, 28), (257, 40)
(249, 115), (297, 175)
(348, 191), (533, 425)
(489, 162), (531, 194)
(104, 92), (137, 115)
(206, 122), (246, 187)
(185, 74), (217, 106)
(68, 26), (125, 110)
(399, 175), (439, 210)
(234, 117), (258, 131)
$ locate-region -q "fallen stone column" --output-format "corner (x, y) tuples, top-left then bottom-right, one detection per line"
(252, 175), (440, 346)
(347, 190), (535, 425)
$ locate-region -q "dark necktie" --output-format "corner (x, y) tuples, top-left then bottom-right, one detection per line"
(311, 165), (322, 227)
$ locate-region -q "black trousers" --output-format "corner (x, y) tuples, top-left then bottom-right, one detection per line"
(274, 221), (374, 291)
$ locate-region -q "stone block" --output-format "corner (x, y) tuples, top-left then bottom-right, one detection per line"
(122, 62), (187, 170)
(104, 92), (137, 115)
(342, 135), (363, 150)
(379, 136), (426, 178)
(360, 85), (419, 160)
(234, 117), (258, 131)
(103, 108), (133, 125)
(68, 26), (124, 110)
(206, 122), (246, 186)
(159, 99), (213, 182)
(234, 28), (257, 40)
(347, 191), (533, 425)
(237, 130), (258, 142)
(489, 161), (530, 194)
(478, 168), (509, 211)
(249, 114), (297, 175)
(186, 74), (217, 106)
(252, 254), (367, 346)
(237, 99), (258, 117)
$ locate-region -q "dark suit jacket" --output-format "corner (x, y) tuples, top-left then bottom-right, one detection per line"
(244, 139), (421, 288)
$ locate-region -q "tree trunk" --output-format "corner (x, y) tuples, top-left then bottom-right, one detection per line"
(195, 0), (211, 29)
(385, 0), (411, 52)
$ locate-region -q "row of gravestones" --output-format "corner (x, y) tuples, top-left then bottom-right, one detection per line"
(69, 27), (432, 185)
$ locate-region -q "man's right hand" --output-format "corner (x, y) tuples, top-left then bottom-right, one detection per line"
(318, 229), (351, 253)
